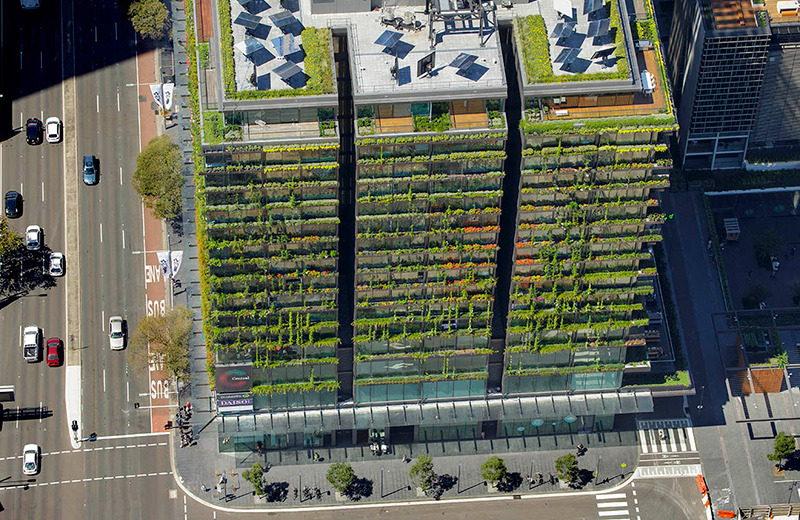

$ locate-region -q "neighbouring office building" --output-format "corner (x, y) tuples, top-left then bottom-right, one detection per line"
(667, 0), (800, 169)
(195, 0), (679, 454)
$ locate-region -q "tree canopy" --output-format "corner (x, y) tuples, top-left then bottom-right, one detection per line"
(555, 453), (579, 483)
(480, 456), (507, 485)
(128, 306), (193, 380)
(409, 455), (435, 490)
(326, 462), (355, 493)
(132, 135), (183, 220)
(128, 0), (170, 41)
(767, 431), (796, 469)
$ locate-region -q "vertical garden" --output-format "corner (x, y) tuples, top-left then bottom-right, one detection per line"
(201, 143), (342, 409)
(352, 131), (508, 403)
(504, 119), (674, 394)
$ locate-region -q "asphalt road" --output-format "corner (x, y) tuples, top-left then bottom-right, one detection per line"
(178, 476), (707, 520)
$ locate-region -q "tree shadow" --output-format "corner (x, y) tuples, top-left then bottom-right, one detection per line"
(169, 217), (184, 237)
(0, 245), (57, 300)
(496, 472), (523, 493)
(565, 469), (595, 489)
(782, 453), (800, 471)
(262, 481), (288, 502)
(345, 477), (373, 501)
(426, 473), (458, 500)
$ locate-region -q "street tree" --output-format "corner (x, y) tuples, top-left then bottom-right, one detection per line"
(132, 135), (183, 220)
(409, 454), (435, 491)
(128, 306), (193, 380)
(326, 462), (355, 493)
(128, 0), (170, 41)
(480, 456), (507, 485)
(555, 454), (579, 484)
(242, 463), (266, 495)
(767, 431), (797, 470)
(0, 218), (55, 299)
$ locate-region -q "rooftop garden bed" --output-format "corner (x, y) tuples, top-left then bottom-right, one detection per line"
(520, 114), (677, 136)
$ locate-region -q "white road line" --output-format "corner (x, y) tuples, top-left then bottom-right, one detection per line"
(16, 407), (19, 429)
(103, 369), (106, 393)
(638, 430), (648, 454)
(137, 473), (146, 477)
(95, 432), (169, 441)
(20, 182), (24, 197)
(40, 51), (43, 70)
(669, 429), (678, 452)
(597, 502), (629, 508)
(39, 401), (43, 423)
(597, 494), (627, 500)
(100, 222), (103, 242)
(19, 50), (22, 70)
(127, 380), (130, 401)
(96, 94), (100, 113)
(117, 91), (120, 112)
(119, 166), (123, 185)
(115, 22), (118, 40)
(71, 479), (81, 483)
(19, 325), (22, 346)
(102, 310), (105, 330)
(647, 429), (659, 453)
(94, 477), (103, 481)
(677, 428), (687, 451)
(122, 229), (126, 249)
(598, 511), (630, 517)
(19, 112), (23, 129)
(41, 181), (44, 202)
(94, 26), (98, 42)
(687, 427), (697, 451)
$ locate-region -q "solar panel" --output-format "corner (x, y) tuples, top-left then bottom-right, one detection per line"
(269, 10), (295, 28)
(554, 47), (580, 63)
(450, 53), (478, 72)
(257, 74), (271, 90)
(236, 0), (253, 5)
(271, 34), (298, 56)
(234, 12), (261, 30)
(549, 22), (575, 39)
(234, 37), (265, 56)
(590, 46), (615, 60)
(273, 61), (303, 80)
(553, 0), (573, 17)
(584, 0), (603, 13)
(588, 18), (611, 37)
(375, 29), (403, 48)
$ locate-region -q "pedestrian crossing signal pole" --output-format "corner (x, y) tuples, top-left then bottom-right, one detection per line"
(594, 454), (602, 486)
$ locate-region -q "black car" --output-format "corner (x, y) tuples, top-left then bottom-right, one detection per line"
(26, 117), (42, 145)
(4, 191), (22, 218)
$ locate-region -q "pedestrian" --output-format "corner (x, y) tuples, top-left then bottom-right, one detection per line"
(481, 431), (486, 440)
(747, 270), (752, 280)
(201, 485), (209, 492)
(792, 247), (797, 256)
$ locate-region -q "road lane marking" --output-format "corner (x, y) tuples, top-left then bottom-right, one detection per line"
(598, 511), (630, 517)
(95, 26), (98, 42)
(96, 94), (100, 113)
(102, 310), (105, 330)
(20, 50), (22, 70)
(103, 369), (106, 393)
(597, 502), (629, 508)
(596, 494), (627, 500)
(637, 430), (648, 454)
(40, 51), (43, 70)
(686, 426), (697, 451)
(100, 222), (103, 242)
(115, 22), (118, 40)
(127, 380), (130, 401)
(39, 401), (43, 423)
(117, 91), (121, 112)
(41, 181), (44, 202)
(95, 432), (169, 441)
(119, 166), (123, 185)
(123, 229), (126, 249)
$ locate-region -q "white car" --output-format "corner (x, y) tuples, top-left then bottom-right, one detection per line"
(45, 117), (61, 143)
(26, 225), (42, 250)
(48, 252), (64, 276)
(22, 444), (39, 476)
(109, 316), (125, 350)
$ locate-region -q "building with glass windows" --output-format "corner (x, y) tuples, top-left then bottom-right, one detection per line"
(196, 0), (680, 454)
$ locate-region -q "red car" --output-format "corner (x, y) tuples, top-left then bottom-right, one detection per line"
(46, 337), (62, 367)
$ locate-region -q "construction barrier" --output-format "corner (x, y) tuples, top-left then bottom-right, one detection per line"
(717, 511), (736, 518)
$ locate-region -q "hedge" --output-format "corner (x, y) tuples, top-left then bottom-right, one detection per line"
(520, 113), (677, 136)
(515, 15), (553, 83)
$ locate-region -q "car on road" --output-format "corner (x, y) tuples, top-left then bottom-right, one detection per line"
(25, 225), (42, 250)
(83, 155), (97, 185)
(45, 117), (62, 143)
(109, 316), (125, 350)
(46, 252), (64, 277)
(22, 444), (40, 475)
(46, 337), (62, 367)
(23, 325), (41, 363)
(4, 191), (22, 218)
(25, 117), (42, 145)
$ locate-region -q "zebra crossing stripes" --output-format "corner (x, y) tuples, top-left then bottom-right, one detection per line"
(595, 492), (632, 520)
(636, 418), (697, 454)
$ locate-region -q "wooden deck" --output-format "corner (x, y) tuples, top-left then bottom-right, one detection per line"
(376, 104), (414, 134)
(709, 0), (758, 28)
(451, 99), (489, 130)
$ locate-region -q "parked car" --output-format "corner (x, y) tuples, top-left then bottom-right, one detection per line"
(22, 444), (40, 475)
(4, 191), (22, 218)
(25, 225), (42, 250)
(45, 252), (64, 277)
(45, 117), (62, 143)
(25, 117), (42, 145)
(46, 337), (62, 367)
(23, 325), (41, 363)
(83, 155), (97, 185)
(109, 316), (125, 350)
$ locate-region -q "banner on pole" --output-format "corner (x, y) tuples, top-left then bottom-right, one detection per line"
(170, 250), (183, 278)
(163, 83), (175, 110)
(156, 251), (171, 278)
(149, 84), (164, 109)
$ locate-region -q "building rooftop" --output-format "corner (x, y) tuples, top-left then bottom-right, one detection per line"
(707, 0), (759, 28)
(341, 8), (506, 99)
(762, 0), (800, 24)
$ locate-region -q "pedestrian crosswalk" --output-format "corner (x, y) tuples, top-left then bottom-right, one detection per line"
(636, 418), (697, 454)
(595, 489), (636, 520)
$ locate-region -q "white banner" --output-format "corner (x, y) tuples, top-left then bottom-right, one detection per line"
(156, 251), (171, 278)
(163, 83), (175, 110)
(170, 250), (183, 278)
(149, 84), (164, 109)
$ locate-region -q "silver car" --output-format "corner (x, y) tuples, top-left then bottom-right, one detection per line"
(22, 444), (39, 475)
(25, 225), (42, 250)
(109, 316), (125, 350)
(48, 252), (64, 277)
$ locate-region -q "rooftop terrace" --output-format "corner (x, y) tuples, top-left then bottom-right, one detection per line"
(343, 9), (506, 99)
(707, 0), (759, 28)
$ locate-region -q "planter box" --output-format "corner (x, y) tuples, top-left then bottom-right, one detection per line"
(624, 361), (651, 374)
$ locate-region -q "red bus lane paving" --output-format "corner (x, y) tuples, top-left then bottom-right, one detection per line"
(136, 47), (174, 434)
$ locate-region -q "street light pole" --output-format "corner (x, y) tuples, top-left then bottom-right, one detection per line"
(697, 385), (706, 410)
(381, 465), (384, 498)
(299, 470), (302, 501)
(595, 453), (602, 486)
(529, 457), (534, 490)
(457, 461), (461, 493)
(788, 480), (797, 504)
